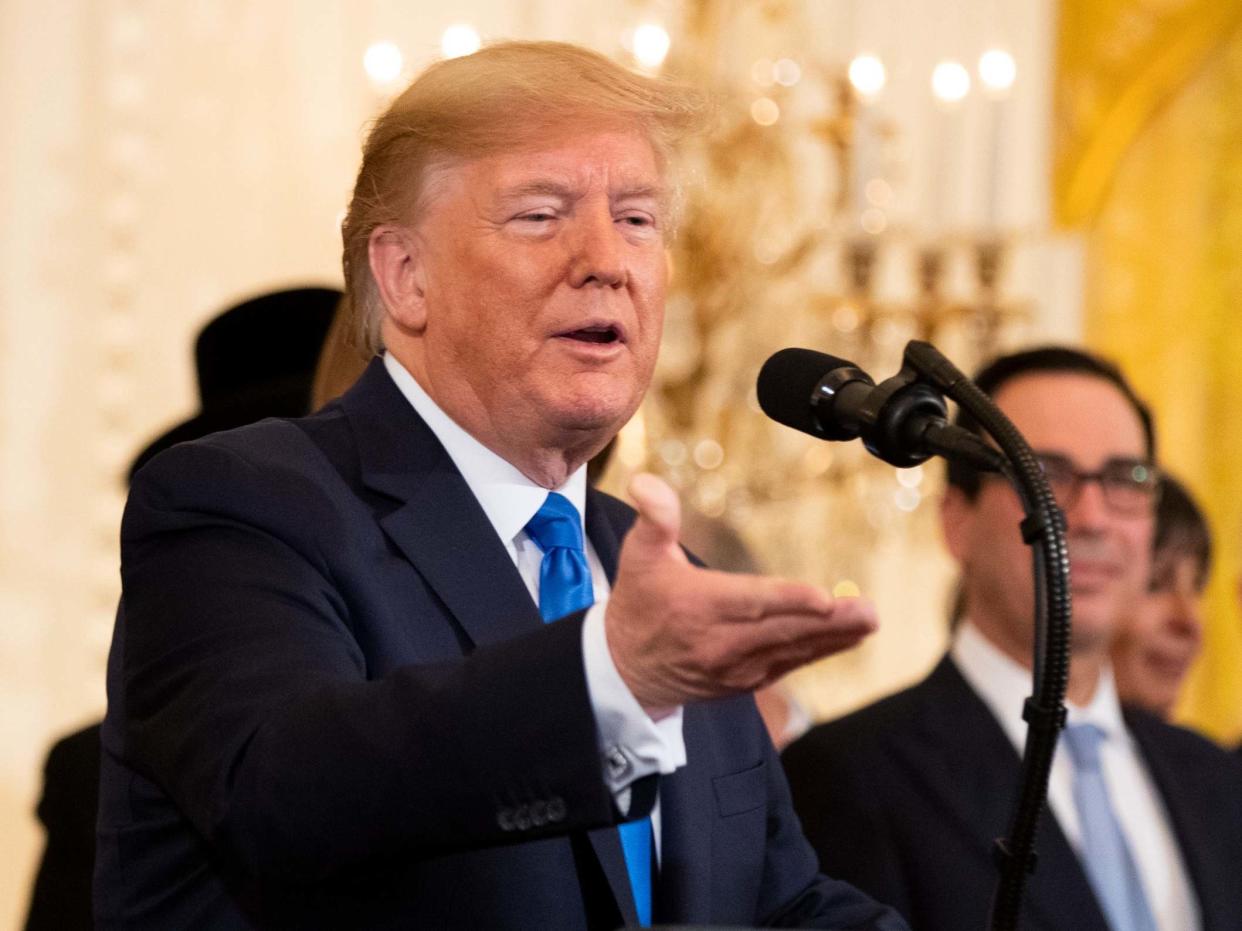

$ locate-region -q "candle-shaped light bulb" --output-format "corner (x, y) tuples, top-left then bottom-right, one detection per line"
(978, 49), (1016, 95)
(848, 54), (886, 100)
(977, 51), (1015, 228)
(440, 24), (481, 59)
(926, 61), (969, 233)
(632, 23), (671, 70)
(363, 41), (403, 86)
(848, 54), (885, 228)
(931, 60), (970, 104)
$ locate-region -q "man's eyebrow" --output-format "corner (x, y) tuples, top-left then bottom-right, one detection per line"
(496, 180), (576, 201)
(612, 185), (663, 202)
(495, 181), (665, 202)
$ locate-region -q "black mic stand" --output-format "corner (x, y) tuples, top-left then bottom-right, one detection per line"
(901, 340), (1071, 931)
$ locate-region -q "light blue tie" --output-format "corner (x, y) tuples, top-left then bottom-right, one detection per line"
(524, 493), (654, 927)
(1062, 723), (1158, 931)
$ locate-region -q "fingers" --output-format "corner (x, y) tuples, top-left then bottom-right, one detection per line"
(726, 600), (878, 688)
(625, 472), (684, 557)
(670, 600), (878, 698)
(723, 592), (877, 674)
(685, 574), (877, 689)
(697, 569), (837, 622)
(609, 483), (881, 707)
(736, 597), (877, 655)
(743, 600), (877, 653)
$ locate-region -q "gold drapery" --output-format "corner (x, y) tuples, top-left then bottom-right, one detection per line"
(1056, 0), (1242, 743)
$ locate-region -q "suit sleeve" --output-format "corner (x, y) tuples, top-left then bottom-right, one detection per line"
(780, 727), (914, 926)
(116, 439), (617, 884)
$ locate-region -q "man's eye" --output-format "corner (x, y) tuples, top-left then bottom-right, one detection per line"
(517, 212), (555, 223)
(1103, 461), (1153, 488)
(1036, 458), (1074, 482)
(613, 213), (660, 233)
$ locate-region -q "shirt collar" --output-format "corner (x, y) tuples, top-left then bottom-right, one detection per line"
(382, 353), (587, 545)
(951, 620), (1128, 752)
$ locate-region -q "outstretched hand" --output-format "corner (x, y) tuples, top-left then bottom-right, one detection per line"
(605, 473), (878, 714)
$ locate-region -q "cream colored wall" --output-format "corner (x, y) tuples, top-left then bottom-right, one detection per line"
(0, 1), (1066, 925)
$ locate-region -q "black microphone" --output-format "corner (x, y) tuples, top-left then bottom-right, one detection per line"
(756, 347), (1006, 471)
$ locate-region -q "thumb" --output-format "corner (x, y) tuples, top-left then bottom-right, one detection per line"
(625, 472), (684, 556)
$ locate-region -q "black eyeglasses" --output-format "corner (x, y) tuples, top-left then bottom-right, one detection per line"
(1033, 451), (1160, 516)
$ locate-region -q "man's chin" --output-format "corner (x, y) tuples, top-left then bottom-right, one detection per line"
(1068, 610), (1118, 653)
(543, 386), (640, 438)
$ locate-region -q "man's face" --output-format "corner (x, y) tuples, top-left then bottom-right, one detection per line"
(1113, 551), (1205, 717)
(943, 372), (1156, 661)
(400, 129), (667, 462)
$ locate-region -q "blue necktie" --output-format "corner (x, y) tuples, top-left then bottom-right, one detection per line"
(524, 493), (654, 926)
(1062, 724), (1157, 931)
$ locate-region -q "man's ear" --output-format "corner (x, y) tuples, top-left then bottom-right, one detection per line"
(940, 485), (974, 564)
(368, 225), (427, 333)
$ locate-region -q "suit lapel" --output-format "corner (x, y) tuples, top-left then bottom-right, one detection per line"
(1126, 710), (1226, 931)
(341, 360), (543, 649)
(586, 825), (639, 927)
(341, 376), (643, 923)
(908, 659), (1106, 930)
(584, 488), (625, 582)
(1017, 797), (1107, 930)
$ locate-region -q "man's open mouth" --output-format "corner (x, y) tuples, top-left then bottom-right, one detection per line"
(560, 324), (622, 344)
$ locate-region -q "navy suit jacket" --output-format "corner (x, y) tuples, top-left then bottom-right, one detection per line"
(96, 359), (905, 930)
(782, 656), (1242, 931)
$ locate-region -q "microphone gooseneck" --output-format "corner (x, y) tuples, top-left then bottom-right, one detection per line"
(757, 339), (1071, 931)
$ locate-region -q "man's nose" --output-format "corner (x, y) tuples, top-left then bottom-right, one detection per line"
(568, 206), (626, 289)
(1065, 477), (1110, 531)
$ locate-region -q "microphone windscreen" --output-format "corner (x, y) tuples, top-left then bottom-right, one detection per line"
(756, 347), (857, 439)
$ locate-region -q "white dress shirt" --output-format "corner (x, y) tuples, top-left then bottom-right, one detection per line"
(383, 354), (686, 850)
(952, 621), (1200, 931)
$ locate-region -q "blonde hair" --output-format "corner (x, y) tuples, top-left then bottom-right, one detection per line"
(341, 40), (709, 355)
(311, 294), (370, 409)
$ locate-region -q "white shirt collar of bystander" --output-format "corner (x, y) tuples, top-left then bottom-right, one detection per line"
(951, 620), (1130, 755)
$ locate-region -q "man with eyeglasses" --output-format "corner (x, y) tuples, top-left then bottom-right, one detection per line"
(783, 347), (1242, 931)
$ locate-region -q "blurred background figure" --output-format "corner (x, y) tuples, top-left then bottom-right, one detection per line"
(24, 286), (339, 931)
(1112, 474), (1212, 720)
(126, 287), (343, 477)
(783, 347), (1242, 930)
(310, 295), (370, 410)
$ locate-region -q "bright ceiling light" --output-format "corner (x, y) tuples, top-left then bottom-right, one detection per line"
(978, 49), (1017, 92)
(931, 60), (971, 103)
(363, 41), (403, 85)
(848, 54), (886, 98)
(632, 23), (670, 69)
(441, 23), (481, 60)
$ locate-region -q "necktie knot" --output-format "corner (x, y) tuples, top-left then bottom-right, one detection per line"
(525, 492), (586, 554)
(1062, 722), (1106, 773)
(525, 492), (593, 623)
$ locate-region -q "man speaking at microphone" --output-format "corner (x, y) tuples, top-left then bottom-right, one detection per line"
(96, 41), (907, 930)
(783, 347), (1242, 931)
